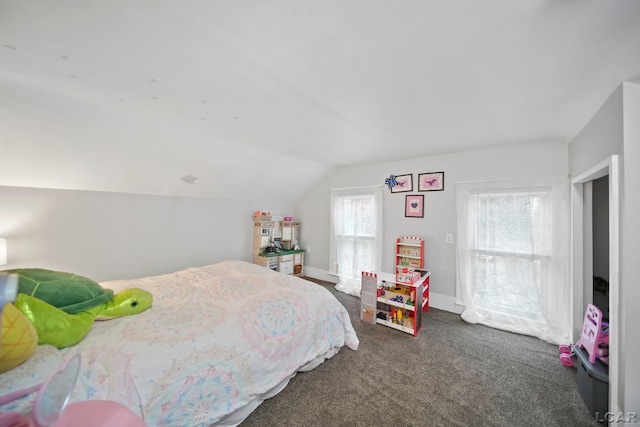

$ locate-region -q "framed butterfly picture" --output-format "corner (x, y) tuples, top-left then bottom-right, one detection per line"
(418, 171), (444, 192)
(405, 194), (424, 218)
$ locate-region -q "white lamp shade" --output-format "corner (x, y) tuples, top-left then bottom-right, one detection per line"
(0, 238), (6, 266)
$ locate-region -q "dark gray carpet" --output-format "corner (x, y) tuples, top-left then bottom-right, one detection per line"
(240, 278), (598, 427)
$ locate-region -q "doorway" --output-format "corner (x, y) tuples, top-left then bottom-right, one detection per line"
(571, 155), (620, 414)
(592, 176), (609, 321)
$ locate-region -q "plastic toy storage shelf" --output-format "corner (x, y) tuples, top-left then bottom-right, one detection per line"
(361, 271), (430, 337)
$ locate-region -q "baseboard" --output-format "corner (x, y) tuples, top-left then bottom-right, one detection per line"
(429, 292), (464, 314)
(304, 266), (338, 284)
(305, 267), (463, 315)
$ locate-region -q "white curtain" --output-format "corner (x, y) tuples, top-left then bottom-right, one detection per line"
(456, 176), (571, 344)
(329, 185), (383, 297)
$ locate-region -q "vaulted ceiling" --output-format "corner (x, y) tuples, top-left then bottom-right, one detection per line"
(2, 1), (640, 201)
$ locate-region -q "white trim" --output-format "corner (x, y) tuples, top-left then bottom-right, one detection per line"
(570, 182), (585, 342)
(609, 155), (621, 415)
(570, 154), (620, 415)
(304, 266), (338, 284)
(572, 158), (611, 183)
(429, 292), (464, 314)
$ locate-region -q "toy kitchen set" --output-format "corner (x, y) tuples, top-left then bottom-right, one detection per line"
(252, 212), (305, 277)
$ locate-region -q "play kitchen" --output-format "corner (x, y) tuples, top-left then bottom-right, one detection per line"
(252, 213), (305, 277)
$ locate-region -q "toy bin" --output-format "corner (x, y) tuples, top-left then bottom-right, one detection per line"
(574, 346), (609, 422)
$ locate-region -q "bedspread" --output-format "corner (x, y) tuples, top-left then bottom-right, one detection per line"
(0, 260), (359, 426)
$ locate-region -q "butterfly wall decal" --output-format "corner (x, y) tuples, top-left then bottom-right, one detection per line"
(385, 175), (397, 191)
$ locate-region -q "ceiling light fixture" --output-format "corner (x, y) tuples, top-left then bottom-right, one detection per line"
(181, 175), (197, 184)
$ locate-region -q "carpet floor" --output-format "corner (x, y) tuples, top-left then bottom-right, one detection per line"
(239, 278), (599, 427)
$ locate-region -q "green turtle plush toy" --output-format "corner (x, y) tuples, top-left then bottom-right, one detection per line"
(5, 268), (152, 349)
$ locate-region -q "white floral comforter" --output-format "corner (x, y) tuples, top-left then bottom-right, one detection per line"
(0, 260), (359, 426)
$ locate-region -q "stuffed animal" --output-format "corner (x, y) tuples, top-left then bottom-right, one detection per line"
(0, 302), (38, 373)
(5, 268), (152, 349)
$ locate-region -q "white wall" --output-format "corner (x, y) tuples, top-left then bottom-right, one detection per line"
(568, 81), (640, 415)
(569, 86), (624, 175)
(0, 186), (294, 282)
(621, 81), (640, 415)
(297, 141), (569, 310)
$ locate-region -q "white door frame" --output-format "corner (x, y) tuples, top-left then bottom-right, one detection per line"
(571, 154), (620, 414)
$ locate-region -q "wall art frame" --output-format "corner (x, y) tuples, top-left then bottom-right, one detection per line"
(418, 171), (445, 192)
(405, 194), (424, 218)
(391, 174), (413, 193)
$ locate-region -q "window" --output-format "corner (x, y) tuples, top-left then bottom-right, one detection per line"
(456, 177), (570, 344)
(330, 186), (383, 297)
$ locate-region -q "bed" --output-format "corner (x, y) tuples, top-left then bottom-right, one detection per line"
(0, 260), (359, 426)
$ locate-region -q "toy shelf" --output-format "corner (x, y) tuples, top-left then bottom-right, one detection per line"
(377, 289), (417, 311)
(395, 236), (425, 270)
(416, 271), (430, 312)
(376, 316), (415, 334)
(361, 271), (429, 337)
(379, 270), (430, 313)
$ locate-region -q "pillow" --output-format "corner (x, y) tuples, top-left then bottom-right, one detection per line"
(0, 303), (38, 373)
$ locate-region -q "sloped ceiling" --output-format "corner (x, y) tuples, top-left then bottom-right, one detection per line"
(1, 1), (640, 201)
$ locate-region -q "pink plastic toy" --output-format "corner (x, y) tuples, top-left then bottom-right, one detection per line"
(559, 303), (609, 367)
(0, 353), (146, 427)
